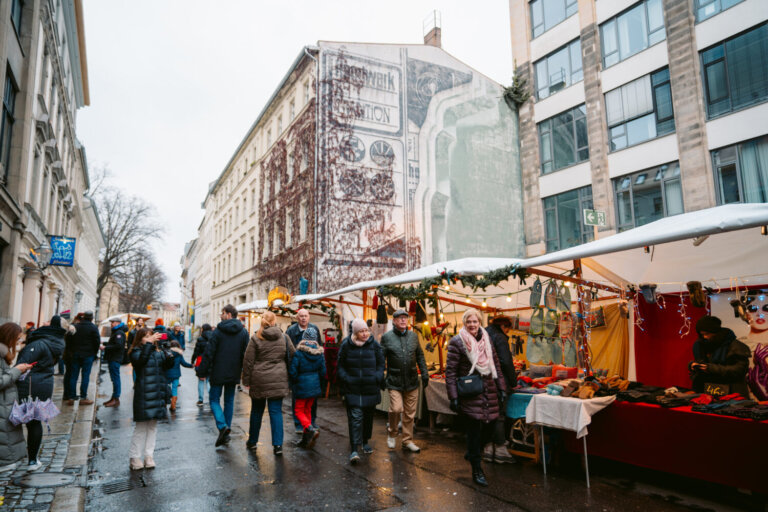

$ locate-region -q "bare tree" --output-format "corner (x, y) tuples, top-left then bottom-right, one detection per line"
(117, 251), (167, 313)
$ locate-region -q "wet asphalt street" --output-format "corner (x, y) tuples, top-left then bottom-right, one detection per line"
(85, 349), (757, 512)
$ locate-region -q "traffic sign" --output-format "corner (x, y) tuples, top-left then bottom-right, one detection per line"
(583, 209), (606, 227)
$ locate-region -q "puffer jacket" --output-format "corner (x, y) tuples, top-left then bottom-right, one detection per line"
(380, 328), (428, 391)
(338, 336), (384, 408)
(241, 326), (296, 399)
(130, 343), (174, 422)
(164, 349), (193, 381)
(690, 327), (750, 396)
(486, 324), (516, 392)
(445, 332), (506, 423)
(196, 319), (249, 385)
(16, 325), (65, 401)
(0, 345), (25, 467)
(289, 340), (326, 399)
(191, 330), (212, 365)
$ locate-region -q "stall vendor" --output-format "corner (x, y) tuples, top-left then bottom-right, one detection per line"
(689, 316), (750, 397)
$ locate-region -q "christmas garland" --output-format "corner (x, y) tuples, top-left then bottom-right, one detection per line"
(269, 301), (342, 333)
(377, 264), (530, 303)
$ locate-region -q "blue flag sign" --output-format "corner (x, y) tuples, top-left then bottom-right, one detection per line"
(49, 236), (76, 266)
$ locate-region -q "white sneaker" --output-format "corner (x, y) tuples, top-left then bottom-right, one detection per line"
(387, 436), (396, 449)
(27, 460), (42, 472)
(402, 441), (421, 453)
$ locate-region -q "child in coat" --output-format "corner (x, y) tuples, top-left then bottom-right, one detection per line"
(289, 327), (326, 449)
(165, 341), (193, 412)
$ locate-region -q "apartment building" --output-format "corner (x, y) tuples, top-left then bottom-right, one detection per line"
(509, 0), (768, 256)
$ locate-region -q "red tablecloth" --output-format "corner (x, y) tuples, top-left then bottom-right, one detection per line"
(563, 401), (768, 493)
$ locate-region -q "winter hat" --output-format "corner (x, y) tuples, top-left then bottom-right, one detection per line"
(392, 309), (408, 319)
(351, 318), (368, 335)
(49, 315), (62, 329)
(302, 327), (319, 341)
(155, 318), (164, 326)
(696, 315), (722, 334)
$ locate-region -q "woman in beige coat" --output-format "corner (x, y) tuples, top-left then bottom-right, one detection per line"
(241, 312), (295, 455)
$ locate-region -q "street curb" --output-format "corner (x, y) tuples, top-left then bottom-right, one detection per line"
(50, 356), (101, 512)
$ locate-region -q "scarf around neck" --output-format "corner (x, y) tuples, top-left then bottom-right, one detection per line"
(458, 327), (497, 378)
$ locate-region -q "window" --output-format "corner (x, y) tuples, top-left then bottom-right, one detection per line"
(701, 24), (768, 119)
(267, 129), (272, 147)
(530, 0), (577, 39)
(614, 162), (683, 231)
(287, 152), (294, 182)
(251, 188), (256, 213)
(605, 68), (674, 151)
(273, 220), (279, 255)
(1, 72), (17, 180)
(277, 115), (283, 135)
(713, 135), (768, 204)
(286, 211), (293, 248)
(543, 186), (593, 251)
(299, 201), (307, 241)
(695, 0), (745, 22)
(534, 39), (583, 99)
(11, 0), (23, 35)
(538, 104), (588, 174)
(289, 99), (296, 120)
(600, 0), (665, 67)
(304, 80), (311, 104)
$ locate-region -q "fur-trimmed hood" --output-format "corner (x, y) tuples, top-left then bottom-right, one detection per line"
(297, 339), (324, 356)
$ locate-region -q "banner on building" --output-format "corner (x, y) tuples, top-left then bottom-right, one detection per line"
(49, 236), (76, 267)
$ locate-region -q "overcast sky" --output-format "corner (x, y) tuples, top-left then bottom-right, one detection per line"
(77, 1), (513, 302)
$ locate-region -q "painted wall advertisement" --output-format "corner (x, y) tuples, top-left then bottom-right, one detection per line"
(316, 42), (524, 291)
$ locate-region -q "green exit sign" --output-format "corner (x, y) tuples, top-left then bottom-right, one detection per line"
(583, 209), (606, 227)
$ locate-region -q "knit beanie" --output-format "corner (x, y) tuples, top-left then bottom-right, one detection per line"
(49, 315), (62, 329)
(696, 315), (721, 334)
(351, 318), (368, 335)
(302, 327), (319, 341)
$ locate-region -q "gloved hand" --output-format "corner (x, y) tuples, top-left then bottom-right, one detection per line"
(422, 377), (429, 389)
(499, 390), (507, 404)
(449, 399), (459, 413)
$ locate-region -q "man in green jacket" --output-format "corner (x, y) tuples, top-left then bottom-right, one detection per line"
(380, 309), (428, 453)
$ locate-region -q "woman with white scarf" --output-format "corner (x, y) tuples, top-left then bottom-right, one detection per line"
(445, 309), (506, 487)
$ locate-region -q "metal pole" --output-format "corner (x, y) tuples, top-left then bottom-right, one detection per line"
(541, 425), (547, 476)
(583, 435), (590, 488)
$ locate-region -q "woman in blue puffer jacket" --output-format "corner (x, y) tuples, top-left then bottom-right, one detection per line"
(289, 327), (326, 449)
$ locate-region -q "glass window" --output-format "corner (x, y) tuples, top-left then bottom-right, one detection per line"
(600, 0), (666, 67)
(534, 39), (583, 99)
(701, 24), (768, 118)
(613, 163), (683, 231)
(530, 0), (578, 38)
(1, 73), (17, 180)
(543, 186), (594, 251)
(695, 0), (745, 22)
(713, 135), (768, 204)
(538, 104), (589, 174)
(605, 68), (674, 151)
(10, 0), (22, 35)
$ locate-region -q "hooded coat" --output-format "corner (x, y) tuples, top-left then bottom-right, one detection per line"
(191, 330), (212, 365)
(690, 327), (750, 396)
(65, 321), (100, 358)
(165, 349), (194, 381)
(16, 325), (66, 401)
(0, 345), (25, 467)
(196, 319), (249, 385)
(130, 343), (174, 421)
(289, 339), (326, 399)
(241, 325), (296, 399)
(103, 323), (128, 363)
(445, 332), (506, 423)
(337, 336), (384, 408)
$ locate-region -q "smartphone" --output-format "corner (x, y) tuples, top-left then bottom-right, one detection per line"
(29, 361), (38, 367)
(159, 333), (168, 341)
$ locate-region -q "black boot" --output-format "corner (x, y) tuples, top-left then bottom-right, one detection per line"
(471, 462), (488, 487)
(295, 427), (313, 448)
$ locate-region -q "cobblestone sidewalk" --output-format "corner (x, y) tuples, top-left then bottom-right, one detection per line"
(0, 361), (99, 512)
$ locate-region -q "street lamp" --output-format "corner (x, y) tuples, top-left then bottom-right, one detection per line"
(74, 290), (83, 315)
(32, 240), (54, 326)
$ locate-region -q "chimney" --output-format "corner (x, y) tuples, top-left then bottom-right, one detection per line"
(423, 10), (442, 48)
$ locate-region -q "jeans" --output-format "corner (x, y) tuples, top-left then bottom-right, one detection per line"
(63, 361), (74, 400)
(249, 397), (284, 446)
(68, 355), (95, 399)
(346, 405), (375, 451)
(209, 383), (236, 431)
(465, 417), (496, 467)
(292, 394), (317, 430)
(170, 378), (179, 397)
(108, 361), (121, 399)
(197, 378), (210, 402)
(26, 420), (42, 462)
(56, 359), (65, 374)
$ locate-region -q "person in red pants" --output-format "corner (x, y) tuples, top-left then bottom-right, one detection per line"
(289, 328), (326, 449)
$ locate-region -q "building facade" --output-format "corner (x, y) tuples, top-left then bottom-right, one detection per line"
(0, 0), (103, 325)
(188, 34), (526, 311)
(509, 0), (768, 256)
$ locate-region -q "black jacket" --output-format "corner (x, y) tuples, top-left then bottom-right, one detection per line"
(103, 324), (128, 363)
(17, 326), (66, 401)
(337, 336), (384, 408)
(690, 327), (750, 396)
(196, 319), (249, 385)
(380, 328), (428, 391)
(130, 343), (174, 422)
(486, 324), (516, 392)
(65, 321), (100, 358)
(285, 322), (321, 347)
(191, 330), (212, 364)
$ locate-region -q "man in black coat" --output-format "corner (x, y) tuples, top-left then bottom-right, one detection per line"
(64, 311), (100, 405)
(689, 315), (750, 397)
(285, 308), (321, 433)
(196, 304), (249, 446)
(485, 317), (516, 464)
(102, 317), (128, 407)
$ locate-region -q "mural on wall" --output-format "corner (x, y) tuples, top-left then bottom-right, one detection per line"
(317, 42), (524, 291)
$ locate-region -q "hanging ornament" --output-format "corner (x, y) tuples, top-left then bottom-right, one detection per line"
(678, 291), (691, 338)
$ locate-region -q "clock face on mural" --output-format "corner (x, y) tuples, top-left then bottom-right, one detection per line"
(339, 169), (366, 197)
(340, 136), (365, 162)
(370, 172), (395, 201)
(369, 140), (395, 166)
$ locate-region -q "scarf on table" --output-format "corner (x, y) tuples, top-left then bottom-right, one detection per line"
(458, 327), (497, 378)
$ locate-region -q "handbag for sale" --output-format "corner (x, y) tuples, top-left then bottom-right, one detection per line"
(586, 306), (606, 328)
(457, 373), (483, 398)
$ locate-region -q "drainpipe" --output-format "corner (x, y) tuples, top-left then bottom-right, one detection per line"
(304, 46), (320, 294)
